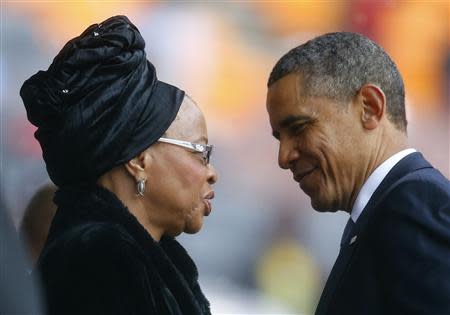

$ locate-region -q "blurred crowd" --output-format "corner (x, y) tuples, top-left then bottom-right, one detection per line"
(1, 1), (448, 314)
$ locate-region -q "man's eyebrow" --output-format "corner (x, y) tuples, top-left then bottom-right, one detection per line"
(272, 115), (314, 140)
(280, 115), (313, 128)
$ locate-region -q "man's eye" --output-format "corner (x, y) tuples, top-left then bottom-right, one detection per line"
(291, 124), (307, 135)
(272, 131), (280, 141)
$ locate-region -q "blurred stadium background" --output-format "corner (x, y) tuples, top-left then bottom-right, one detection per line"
(1, 1), (448, 314)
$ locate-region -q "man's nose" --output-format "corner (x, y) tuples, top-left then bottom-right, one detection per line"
(278, 140), (299, 170)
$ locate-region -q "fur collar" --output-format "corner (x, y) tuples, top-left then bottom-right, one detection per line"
(48, 184), (210, 314)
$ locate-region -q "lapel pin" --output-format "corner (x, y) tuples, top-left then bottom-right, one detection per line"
(350, 235), (357, 245)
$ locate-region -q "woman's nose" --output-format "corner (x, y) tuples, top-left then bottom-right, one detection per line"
(207, 164), (218, 185)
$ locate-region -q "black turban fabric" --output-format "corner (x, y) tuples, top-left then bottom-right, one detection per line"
(20, 16), (185, 187)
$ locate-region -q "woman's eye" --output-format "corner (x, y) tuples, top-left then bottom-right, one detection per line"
(193, 152), (206, 164)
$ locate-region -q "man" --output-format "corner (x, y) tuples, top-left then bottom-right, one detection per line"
(266, 32), (450, 315)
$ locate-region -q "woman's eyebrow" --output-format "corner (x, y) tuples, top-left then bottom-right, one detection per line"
(194, 136), (208, 144)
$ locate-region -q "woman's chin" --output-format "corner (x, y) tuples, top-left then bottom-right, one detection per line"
(184, 220), (204, 234)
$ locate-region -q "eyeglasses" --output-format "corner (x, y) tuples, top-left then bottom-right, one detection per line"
(158, 137), (213, 165)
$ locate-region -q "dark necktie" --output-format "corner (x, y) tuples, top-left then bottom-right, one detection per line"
(340, 218), (355, 246)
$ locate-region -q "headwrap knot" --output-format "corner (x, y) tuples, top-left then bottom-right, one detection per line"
(21, 15), (184, 187)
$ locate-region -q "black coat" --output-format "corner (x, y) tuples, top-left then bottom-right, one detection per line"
(315, 153), (450, 315)
(37, 185), (211, 315)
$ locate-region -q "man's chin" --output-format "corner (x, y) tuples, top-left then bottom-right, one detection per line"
(310, 198), (339, 213)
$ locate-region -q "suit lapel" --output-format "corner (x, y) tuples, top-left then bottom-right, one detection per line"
(366, 153), (431, 208)
(316, 236), (359, 314)
(315, 153), (432, 314)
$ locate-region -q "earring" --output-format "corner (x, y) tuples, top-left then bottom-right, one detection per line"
(136, 178), (146, 197)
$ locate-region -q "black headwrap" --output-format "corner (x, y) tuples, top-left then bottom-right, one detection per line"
(20, 16), (185, 187)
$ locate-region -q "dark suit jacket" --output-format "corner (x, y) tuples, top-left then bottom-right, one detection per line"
(316, 152), (450, 315)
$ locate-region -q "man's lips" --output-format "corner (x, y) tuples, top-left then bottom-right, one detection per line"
(293, 168), (316, 182)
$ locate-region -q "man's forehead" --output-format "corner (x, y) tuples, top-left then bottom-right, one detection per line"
(267, 73), (302, 104)
(267, 73), (312, 119)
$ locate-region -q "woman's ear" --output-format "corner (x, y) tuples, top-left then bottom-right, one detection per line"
(124, 149), (153, 180)
(358, 84), (386, 130)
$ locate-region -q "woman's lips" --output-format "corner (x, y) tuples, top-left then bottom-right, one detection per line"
(203, 199), (212, 216)
(203, 191), (215, 216)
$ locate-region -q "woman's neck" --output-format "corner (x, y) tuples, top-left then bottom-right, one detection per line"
(97, 169), (163, 241)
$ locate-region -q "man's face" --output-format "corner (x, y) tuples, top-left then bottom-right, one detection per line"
(266, 73), (364, 212)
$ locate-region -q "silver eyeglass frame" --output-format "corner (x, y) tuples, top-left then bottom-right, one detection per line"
(158, 137), (213, 165)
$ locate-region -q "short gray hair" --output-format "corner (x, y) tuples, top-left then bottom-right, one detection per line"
(268, 32), (407, 131)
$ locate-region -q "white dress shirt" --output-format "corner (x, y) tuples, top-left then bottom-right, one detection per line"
(350, 148), (417, 222)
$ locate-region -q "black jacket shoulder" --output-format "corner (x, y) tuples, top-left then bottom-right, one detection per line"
(367, 164), (450, 314)
(39, 222), (158, 315)
(37, 185), (211, 315)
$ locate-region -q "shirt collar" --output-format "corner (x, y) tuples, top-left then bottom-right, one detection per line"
(350, 148), (416, 222)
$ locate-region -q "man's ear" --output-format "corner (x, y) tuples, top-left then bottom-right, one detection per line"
(358, 84), (386, 130)
(124, 149), (153, 180)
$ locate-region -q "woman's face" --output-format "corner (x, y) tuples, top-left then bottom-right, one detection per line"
(145, 96), (218, 236)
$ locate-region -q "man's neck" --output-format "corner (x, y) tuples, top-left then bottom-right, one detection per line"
(346, 129), (408, 213)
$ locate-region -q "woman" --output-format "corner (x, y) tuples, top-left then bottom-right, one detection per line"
(20, 16), (217, 315)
